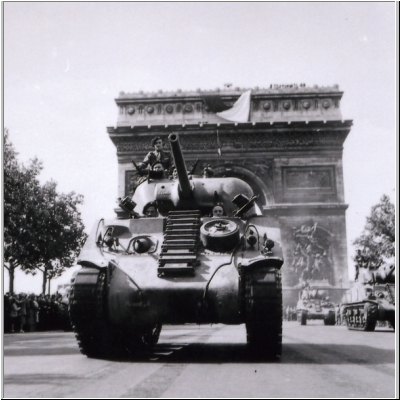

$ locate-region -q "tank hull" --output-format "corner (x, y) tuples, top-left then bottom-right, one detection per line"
(69, 132), (285, 359)
(296, 287), (336, 325)
(296, 302), (336, 325)
(342, 282), (395, 331)
(70, 214), (284, 359)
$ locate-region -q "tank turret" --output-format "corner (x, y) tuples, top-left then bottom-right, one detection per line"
(342, 263), (395, 331)
(129, 133), (256, 218)
(371, 264), (395, 284)
(69, 133), (285, 361)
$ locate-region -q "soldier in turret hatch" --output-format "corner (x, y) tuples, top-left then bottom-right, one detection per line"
(151, 160), (166, 177)
(354, 249), (369, 281)
(203, 164), (214, 178)
(143, 201), (159, 218)
(137, 136), (172, 172)
(211, 203), (226, 217)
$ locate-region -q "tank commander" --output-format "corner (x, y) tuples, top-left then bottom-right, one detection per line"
(143, 201), (159, 218)
(137, 136), (172, 172)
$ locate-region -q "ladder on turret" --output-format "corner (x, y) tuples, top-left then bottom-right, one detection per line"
(158, 211), (201, 276)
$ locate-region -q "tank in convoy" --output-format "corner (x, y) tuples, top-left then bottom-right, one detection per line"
(341, 261), (395, 331)
(296, 286), (336, 326)
(69, 133), (285, 360)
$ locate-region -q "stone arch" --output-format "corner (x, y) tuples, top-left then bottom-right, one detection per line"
(213, 165), (274, 208)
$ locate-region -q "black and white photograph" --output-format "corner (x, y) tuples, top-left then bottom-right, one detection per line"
(2, 2), (397, 398)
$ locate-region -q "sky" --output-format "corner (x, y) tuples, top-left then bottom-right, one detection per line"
(2, 2), (397, 294)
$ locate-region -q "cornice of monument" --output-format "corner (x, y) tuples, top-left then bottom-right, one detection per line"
(113, 84), (345, 127)
(107, 119), (353, 134)
(116, 84), (343, 100)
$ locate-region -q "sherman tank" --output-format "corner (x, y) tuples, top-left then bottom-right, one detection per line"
(69, 133), (284, 360)
(342, 263), (395, 331)
(296, 287), (336, 325)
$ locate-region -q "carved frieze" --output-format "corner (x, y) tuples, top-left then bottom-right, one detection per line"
(283, 167), (336, 193)
(286, 223), (334, 287)
(244, 159), (274, 186)
(115, 132), (347, 154)
(322, 100), (331, 109)
(263, 102), (271, 110)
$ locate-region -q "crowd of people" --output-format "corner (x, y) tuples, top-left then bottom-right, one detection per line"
(4, 291), (71, 333)
(284, 306), (297, 321)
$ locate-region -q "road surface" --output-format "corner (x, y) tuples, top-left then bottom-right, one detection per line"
(3, 321), (396, 398)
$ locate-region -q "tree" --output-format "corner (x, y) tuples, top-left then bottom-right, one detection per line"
(4, 128), (43, 292)
(4, 129), (87, 293)
(33, 180), (87, 293)
(353, 195), (395, 270)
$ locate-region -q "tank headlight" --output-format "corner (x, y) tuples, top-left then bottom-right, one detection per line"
(104, 235), (115, 249)
(133, 237), (151, 254)
(247, 234), (257, 247)
(265, 239), (274, 251)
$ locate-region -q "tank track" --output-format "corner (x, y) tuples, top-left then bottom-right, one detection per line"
(244, 266), (282, 361)
(323, 311), (336, 326)
(69, 267), (162, 358)
(69, 268), (110, 358)
(298, 310), (307, 325)
(343, 302), (378, 331)
(386, 283), (395, 305)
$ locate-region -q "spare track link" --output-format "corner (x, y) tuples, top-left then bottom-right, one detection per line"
(344, 302), (378, 331)
(244, 266), (282, 360)
(158, 210), (201, 275)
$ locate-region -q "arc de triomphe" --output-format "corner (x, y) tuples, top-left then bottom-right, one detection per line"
(107, 84), (352, 305)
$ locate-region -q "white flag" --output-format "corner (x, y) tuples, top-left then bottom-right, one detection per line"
(216, 90), (251, 123)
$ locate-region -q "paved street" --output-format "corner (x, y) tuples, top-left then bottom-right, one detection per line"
(3, 321), (396, 398)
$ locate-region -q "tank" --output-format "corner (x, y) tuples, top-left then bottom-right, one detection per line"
(341, 263), (395, 331)
(296, 286), (336, 325)
(69, 133), (284, 360)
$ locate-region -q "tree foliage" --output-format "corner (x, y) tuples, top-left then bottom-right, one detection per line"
(353, 194), (395, 269)
(4, 128), (87, 293)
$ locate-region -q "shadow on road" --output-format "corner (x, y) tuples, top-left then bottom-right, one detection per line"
(4, 341), (395, 365)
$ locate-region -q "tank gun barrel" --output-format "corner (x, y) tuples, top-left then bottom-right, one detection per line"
(168, 133), (192, 198)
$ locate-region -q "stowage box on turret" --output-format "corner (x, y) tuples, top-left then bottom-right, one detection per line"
(69, 133), (284, 360)
(341, 264), (395, 331)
